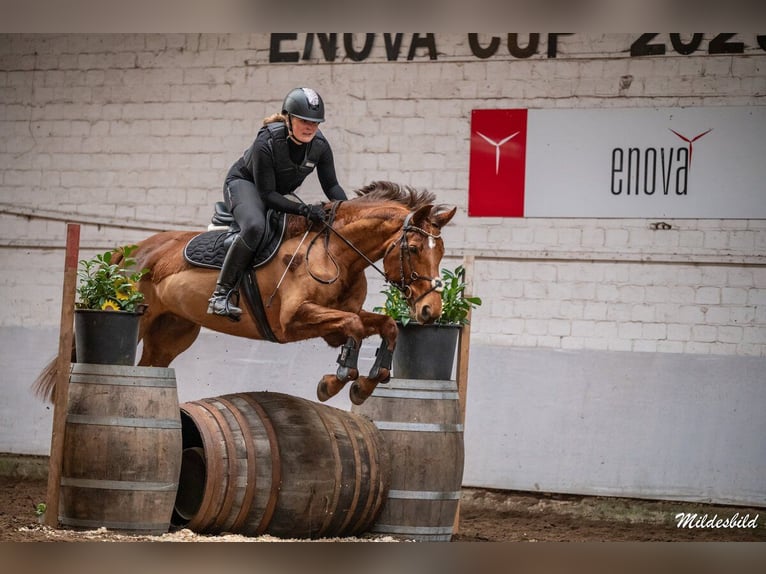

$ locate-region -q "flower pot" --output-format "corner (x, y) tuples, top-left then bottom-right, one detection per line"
(392, 322), (461, 381)
(74, 309), (142, 365)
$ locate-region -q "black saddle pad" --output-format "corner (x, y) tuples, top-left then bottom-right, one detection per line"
(184, 210), (287, 270)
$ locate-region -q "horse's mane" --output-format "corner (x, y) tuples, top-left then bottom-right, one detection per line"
(352, 181), (436, 210)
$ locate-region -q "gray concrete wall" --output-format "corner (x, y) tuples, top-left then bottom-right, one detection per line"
(462, 345), (766, 506)
(3, 326), (764, 506)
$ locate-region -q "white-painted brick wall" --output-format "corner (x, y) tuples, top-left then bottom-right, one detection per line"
(1, 33), (764, 358)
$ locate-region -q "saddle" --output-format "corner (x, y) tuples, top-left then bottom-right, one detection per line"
(183, 202), (287, 342)
(183, 203), (287, 270)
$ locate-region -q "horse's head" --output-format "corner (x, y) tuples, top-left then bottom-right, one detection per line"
(383, 204), (457, 324)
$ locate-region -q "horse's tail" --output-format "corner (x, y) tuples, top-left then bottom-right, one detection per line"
(32, 339), (76, 403)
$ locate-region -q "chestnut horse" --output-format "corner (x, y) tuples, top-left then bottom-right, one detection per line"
(34, 181), (456, 405)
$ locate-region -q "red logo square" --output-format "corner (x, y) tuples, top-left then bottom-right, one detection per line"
(468, 109), (528, 217)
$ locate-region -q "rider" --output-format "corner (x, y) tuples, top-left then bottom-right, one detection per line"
(208, 87), (348, 321)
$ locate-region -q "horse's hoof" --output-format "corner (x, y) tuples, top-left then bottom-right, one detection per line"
(317, 380), (331, 402)
(349, 382), (368, 406)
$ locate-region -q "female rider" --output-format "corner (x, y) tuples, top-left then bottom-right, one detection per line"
(208, 87), (348, 320)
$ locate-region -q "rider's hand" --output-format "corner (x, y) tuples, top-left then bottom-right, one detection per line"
(302, 203), (327, 224)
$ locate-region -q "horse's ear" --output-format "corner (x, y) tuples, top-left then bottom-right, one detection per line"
(410, 204), (433, 227)
(431, 205), (457, 228)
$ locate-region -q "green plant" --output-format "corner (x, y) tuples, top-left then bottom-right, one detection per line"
(436, 265), (482, 325)
(375, 280), (413, 325)
(34, 502), (46, 517)
(375, 264), (482, 326)
(76, 245), (149, 313)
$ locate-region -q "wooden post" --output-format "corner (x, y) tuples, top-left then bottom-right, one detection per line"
(44, 223), (80, 528)
(452, 254), (475, 536)
(455, 255), (475, 426)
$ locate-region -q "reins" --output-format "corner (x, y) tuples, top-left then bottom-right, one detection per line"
(302, 200), (444, 302)
(305, 200), (350, 284)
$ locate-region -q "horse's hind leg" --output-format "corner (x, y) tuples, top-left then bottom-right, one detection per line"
(138, 312), (201, 367)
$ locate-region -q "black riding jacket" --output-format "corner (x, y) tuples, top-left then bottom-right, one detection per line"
(227, 121), (346, 214)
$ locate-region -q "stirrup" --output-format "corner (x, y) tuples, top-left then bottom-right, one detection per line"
(207, 290), (242, 321)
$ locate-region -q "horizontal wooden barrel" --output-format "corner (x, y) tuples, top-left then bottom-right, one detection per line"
(352, 378), (465, 541)
(60, 364), (182, 534)
(172, 392), (390, 539)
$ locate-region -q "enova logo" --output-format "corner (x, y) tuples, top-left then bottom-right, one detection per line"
(610, 128), (713, 197)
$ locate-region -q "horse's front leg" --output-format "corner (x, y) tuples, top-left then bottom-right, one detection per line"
(348, 311), (398, 405)
(314, 335), (362, 402)
(284, 303), (368, 402)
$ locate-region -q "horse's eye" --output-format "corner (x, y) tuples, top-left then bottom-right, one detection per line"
(408, 244), (419, 254)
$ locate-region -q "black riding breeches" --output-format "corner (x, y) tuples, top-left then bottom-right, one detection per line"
(224, 178), (266, 251)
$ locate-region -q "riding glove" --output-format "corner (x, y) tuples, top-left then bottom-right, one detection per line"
(301, 203), (327, 224)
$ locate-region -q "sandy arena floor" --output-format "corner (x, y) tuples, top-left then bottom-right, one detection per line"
(1, 475), (763, 542)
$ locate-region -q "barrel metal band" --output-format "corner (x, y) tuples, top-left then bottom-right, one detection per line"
(58, 516), (170, 531)
(373, 421), (463, 433)
(386, 379), (457, 391)
(60, 477), (178, 491)
(370, 388), (459, 400)
(66, 414), (182, 429)
(387, 489), (461, 500)
(371, 524), (455, 535)
(69, 374), (177, 388)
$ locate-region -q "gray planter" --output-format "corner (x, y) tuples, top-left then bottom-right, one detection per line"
(392, 322), (461, 380)
(74, 309), (141, 365)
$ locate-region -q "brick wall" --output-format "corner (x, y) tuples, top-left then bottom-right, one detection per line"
(1, 33), (764, 356)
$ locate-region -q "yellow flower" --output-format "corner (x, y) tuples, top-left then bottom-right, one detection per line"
(101, 300), (120, 311)
(115, 289), (130, 301)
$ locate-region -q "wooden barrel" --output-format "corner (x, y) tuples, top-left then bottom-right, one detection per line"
(60, 364), (182, 534)
(351, 378), (465, 541)
(172, 392), (390, 539)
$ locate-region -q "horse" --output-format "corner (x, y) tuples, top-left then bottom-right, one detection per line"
(34, 181), (457, 406)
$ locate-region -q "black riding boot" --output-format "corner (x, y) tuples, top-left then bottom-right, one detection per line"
(207, 235), (255, 321)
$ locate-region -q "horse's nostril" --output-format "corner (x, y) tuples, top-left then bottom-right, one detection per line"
(420, 305), (432, 322)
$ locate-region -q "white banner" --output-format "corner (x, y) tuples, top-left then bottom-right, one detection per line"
(526, 106), (766, 218)
(473, 106), (766, 219)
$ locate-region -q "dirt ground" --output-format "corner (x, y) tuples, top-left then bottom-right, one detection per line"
(1, 475), (763, 542)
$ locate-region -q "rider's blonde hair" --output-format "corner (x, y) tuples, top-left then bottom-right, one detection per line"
(263, 113), (288, 126)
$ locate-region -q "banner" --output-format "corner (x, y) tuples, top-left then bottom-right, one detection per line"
(468, 107), (766, 218)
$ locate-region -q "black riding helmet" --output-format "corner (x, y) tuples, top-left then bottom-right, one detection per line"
(282, 87), (325, 123)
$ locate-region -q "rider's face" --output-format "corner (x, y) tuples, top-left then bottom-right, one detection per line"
(290, 116), (320, 144)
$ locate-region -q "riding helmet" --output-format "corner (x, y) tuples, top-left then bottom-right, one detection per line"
(282, 87), (325, 123)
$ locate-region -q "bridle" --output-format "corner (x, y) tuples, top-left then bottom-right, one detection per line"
(305, 202), (444, 304)
(382, 211), (445, 304)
